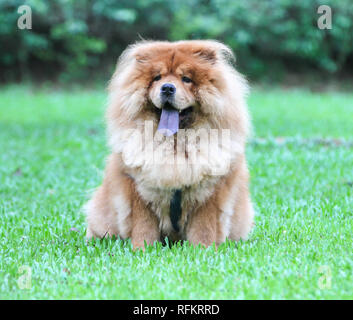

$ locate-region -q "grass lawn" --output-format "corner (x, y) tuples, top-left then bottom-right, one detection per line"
(0, 85), (352, 299)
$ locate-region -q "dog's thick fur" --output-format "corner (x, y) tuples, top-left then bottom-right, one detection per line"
(85, 40), (254, 249)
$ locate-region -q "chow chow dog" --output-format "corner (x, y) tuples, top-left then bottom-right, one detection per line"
(85, 40), (254, 249)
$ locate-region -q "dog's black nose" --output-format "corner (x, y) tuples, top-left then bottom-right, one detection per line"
(161, 83), (176, 96)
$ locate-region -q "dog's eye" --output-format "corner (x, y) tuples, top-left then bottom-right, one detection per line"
(153, 75), (161, 82)
(182, 76), (192, 83)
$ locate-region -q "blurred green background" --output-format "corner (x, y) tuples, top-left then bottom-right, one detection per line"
(1, 1), (353, 300)
(1, 0), (353, 84)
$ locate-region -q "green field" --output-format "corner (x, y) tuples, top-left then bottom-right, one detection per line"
(0, 85), (352, 299)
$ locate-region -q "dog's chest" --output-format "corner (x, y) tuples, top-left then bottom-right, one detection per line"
(136, 177), (219, 239)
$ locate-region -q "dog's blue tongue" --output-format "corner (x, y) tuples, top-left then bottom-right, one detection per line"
(157, 107), (179, 136)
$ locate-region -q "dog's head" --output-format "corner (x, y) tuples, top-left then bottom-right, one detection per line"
(108, 40), (249, 134)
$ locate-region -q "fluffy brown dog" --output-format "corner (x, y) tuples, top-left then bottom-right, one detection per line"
(85, 40), (254, 249)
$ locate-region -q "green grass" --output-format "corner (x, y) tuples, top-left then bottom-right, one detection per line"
(0, 85), (352, 299)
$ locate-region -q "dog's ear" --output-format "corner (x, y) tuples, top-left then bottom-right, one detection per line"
(193, 42), (235, 65)
(134, 42), (156, 64)
(193, 47), (217, 64)
(135, 51), (150, 64)
(218, 46), (236, 65)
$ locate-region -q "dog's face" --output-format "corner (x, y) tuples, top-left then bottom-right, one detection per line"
(108, 40), (249, 137)
(114, 41), (239, 131)
(145, 50), (206, 131)
(147, 60), (196, 113)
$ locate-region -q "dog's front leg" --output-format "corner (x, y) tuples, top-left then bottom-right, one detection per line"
(185, 200), (218, 247)
(131, 196), (160, 250)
